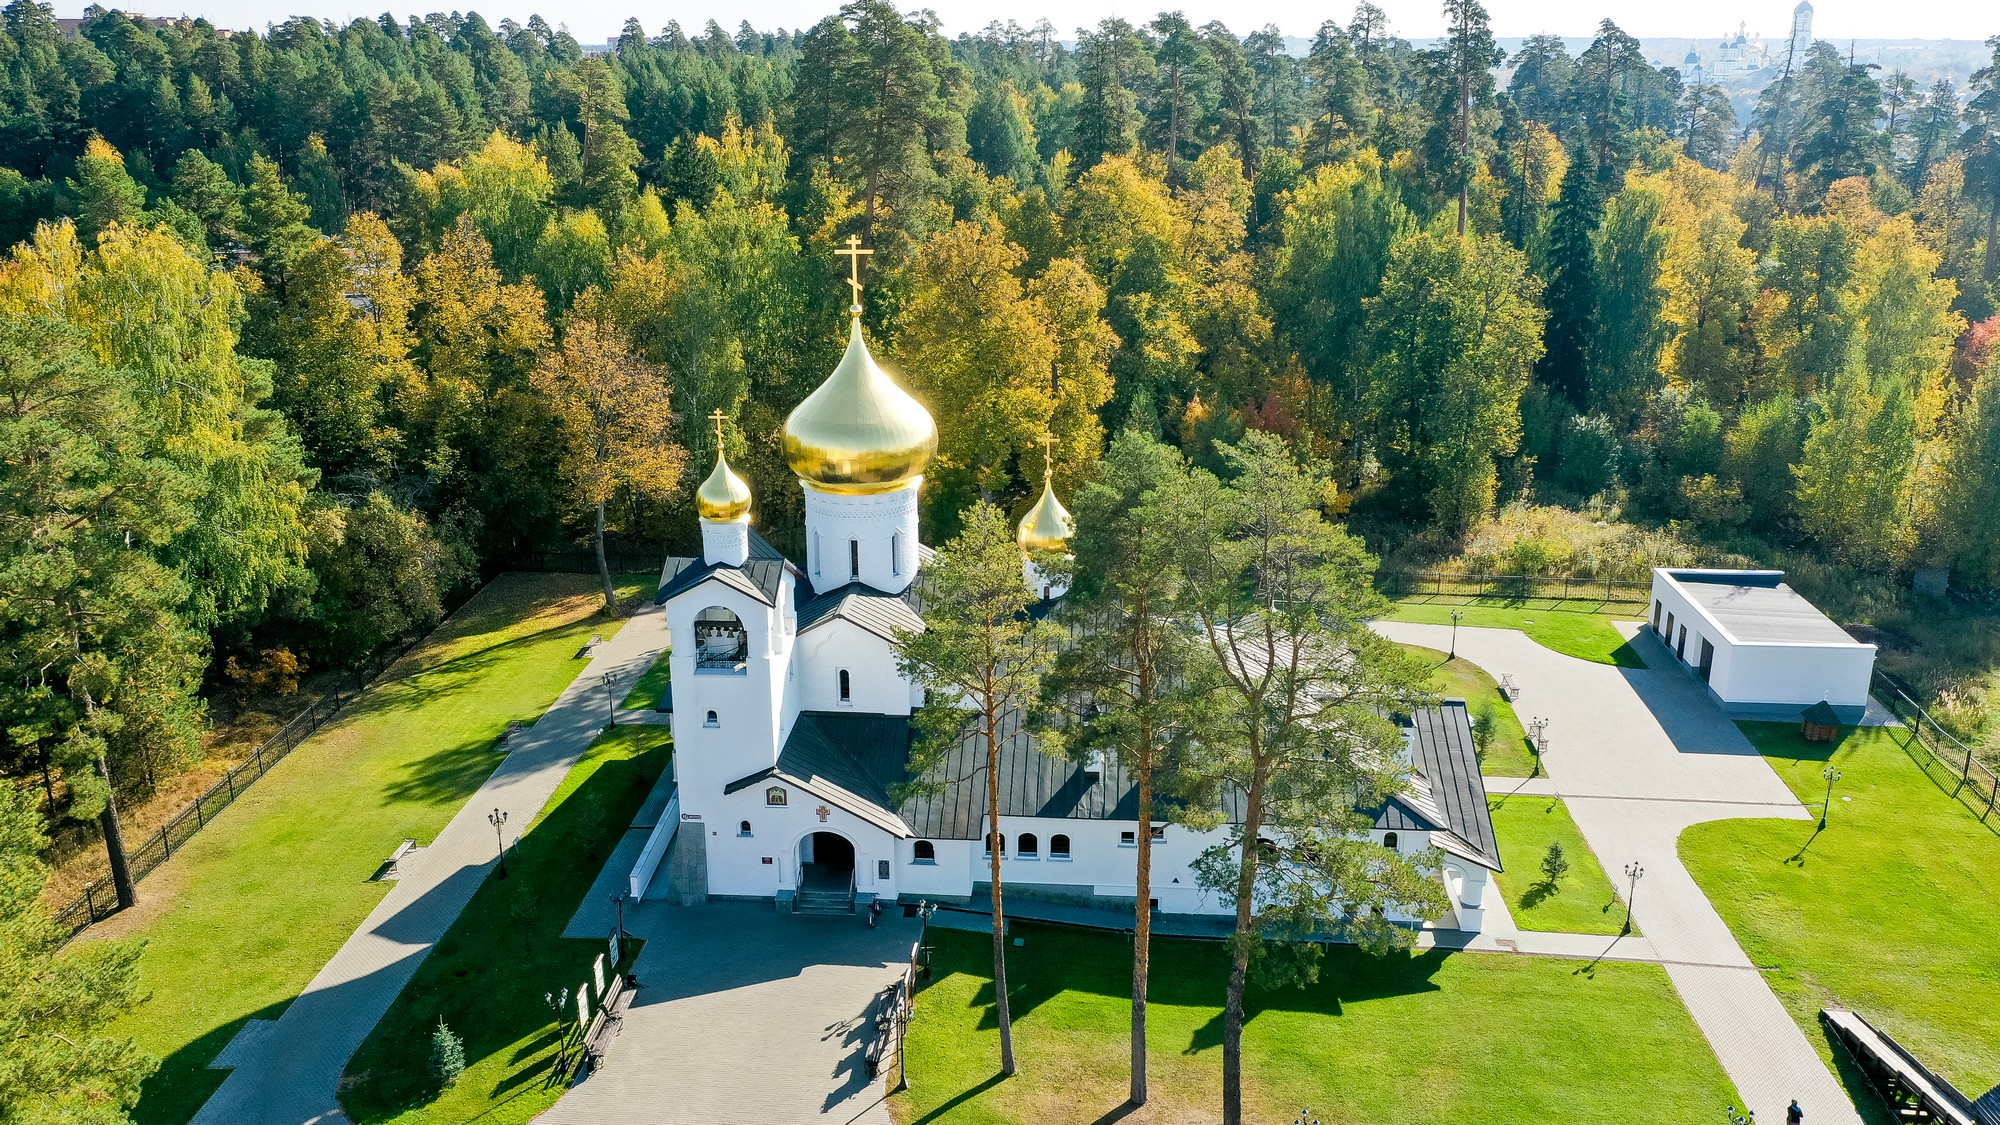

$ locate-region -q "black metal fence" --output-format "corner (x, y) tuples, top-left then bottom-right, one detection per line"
(1379, 569), (1653, 606)
(1872, 671), (1999, 826)
(48, 634), (423, 942)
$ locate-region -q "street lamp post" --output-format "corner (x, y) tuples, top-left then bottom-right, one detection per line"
(489, 808), (509, 878)
(1449, 609), (1464, 659)
(1622, 861), (1644, 935)
(1528, 717), (1549, 776)
(916, 899), (938, 980)
(602, 673), (617, 730)
(1820, 765), (1843, 829)
(609, 893), (627, 951)
(1726, 1105), (1756, 1124)
(546, 987), (570, 1067)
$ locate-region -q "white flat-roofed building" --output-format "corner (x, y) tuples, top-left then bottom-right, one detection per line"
(1647, 568), (1877, 722)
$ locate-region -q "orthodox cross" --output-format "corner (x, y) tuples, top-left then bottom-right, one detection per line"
(1037, 432), (1059, 483)
(834, 234), (873, 308)
(709, 408), (727, 449)
(815, 804), (832, 823)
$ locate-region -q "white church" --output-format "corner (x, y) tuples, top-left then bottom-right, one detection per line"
(654, 291), (1501, 931)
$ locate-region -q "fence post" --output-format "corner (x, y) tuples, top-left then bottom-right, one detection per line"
(160, 824), (172, 859)
(226, 768), (235, 799)
(195, 797), (204, 829)
(84, 883), (96, 920)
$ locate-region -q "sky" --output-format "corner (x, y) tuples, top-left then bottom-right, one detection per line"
(68, 0), (1997, 49)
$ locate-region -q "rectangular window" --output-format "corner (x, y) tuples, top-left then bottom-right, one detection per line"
(811, 531), (820, 576)
(891, 532), (901, 576)
(1119, 831), (1137, 847)
(1150, 825), (1165, 840)
(850, 539), (860, 579)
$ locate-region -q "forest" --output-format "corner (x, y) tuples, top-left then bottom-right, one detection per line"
(2, 0), (2000, 899)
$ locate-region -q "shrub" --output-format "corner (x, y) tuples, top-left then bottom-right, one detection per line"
(1540, 842), (1569, 887)
(429, 1018), (465, 1088)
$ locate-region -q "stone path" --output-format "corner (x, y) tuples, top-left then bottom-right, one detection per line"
(537, 901), (918, 1125)
(190, 602), (670, 1125)
(1375, 619), (1863, 1125)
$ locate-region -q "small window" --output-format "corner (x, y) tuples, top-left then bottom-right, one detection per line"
(984, 832), (1005, 857)
(739, 820), (753, 837)
(838, 669), (851, 702)
(704, 709), (719, 727)
(1119, 830), (1136, 847)
(1150, 825), (1165, 840)
(892, 532), (902, 575)
(849, 539), (860, 579)
(913, 840), (936, 863)
(812, 531), (821, 576)
(765, 786), (787, 807)
(1050, 834), (1071, 858)
(1018, 832), (1038, 857)
(1384, 831), (1399, 850)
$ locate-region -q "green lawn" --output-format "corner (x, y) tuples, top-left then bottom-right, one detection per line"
(619, 650), (671, 711)
(1487, 795), (1626, 935)
(891, 923), (1737, 1125)
(1400, 644), (1537, 777)
(1680, 723), (2000, 1111)
(1384, 599), (1644, 668)
(340, 725), (669, 1124)
(88, 572), (656, 1125)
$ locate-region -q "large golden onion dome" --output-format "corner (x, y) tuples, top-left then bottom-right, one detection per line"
(782, 318), (937, 494)
(695, 445), (753, 522)
(1018, 456), (1073, 555)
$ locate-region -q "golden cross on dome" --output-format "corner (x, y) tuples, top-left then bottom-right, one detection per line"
(709, 408), (727, 448)
(1037, 433), (1058, 483)
(834, 234), (873, 310)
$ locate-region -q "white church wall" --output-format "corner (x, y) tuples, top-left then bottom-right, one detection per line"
(802, 481), (922, 594)
(794, 619), (914, 715)
(665, 580), (787, 828)
(699, 781), (902, 901)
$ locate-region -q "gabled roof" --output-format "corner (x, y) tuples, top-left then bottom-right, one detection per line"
(1402, 700), (1501, 872)
(797, 581), (925, 642)
(657, 530), (799, 607)
(1802, 699), (1842, 726)
(724, 712), (916, 838)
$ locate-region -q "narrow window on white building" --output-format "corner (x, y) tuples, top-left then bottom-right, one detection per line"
(1050, 834), (1071, 859)
(704, 709), (719, 728)
(849, 538), (860, 579)
(739, 820), (753, 837)
(1018, 833), (1038, 857)
(838, 669), (851, 702)
(891, 532), (902, 575)
(913, 840), (936, 863)
(811, 531), (821, 577)
(1383, 831), (1399, 850)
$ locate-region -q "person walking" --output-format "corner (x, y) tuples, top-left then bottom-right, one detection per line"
(1786, 1099), (1804, 1124)
(868, 898), (883, 928)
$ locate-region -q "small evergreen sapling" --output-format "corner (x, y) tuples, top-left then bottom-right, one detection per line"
(1540, 842), (1570, 888)
(430, 1017), (466, 1088)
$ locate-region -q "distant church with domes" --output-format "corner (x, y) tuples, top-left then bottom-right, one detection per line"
(655, 264), (1501, 928)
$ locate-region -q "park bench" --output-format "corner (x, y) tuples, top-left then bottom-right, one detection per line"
(379, 838), (418, 881)
(578, 633), (603, 659)
(1498, 674), (1518, 701)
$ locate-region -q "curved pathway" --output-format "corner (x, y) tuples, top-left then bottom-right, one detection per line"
(1374, 619), (1862, 1125)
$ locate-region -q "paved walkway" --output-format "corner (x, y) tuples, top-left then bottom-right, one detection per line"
(190, 603), (670, 1125)
(1375, 619), (1863, 1125)
(538, 902), (918, 1125)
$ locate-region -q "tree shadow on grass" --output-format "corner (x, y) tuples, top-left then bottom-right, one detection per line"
(905, 1073), (1010, 1124)
(133, 999), (288, 1125)
(380, 736), (513, 809)
(1519, 880), (1558, 911)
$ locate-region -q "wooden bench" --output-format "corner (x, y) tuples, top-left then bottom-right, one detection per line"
(1498, 674), (1518, 701)
(577, 633), (603, 659)
(380, 838), (418, 880)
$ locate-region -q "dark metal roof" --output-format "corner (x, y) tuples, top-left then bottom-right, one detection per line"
(1663, 569), (1863, 646)
(1802, 699), (1842, 726)
(724, 711), (916, 837)
(656, 530), (799, 607)
(1404, 700), (1500, 871)
(797, 581), (925, 642)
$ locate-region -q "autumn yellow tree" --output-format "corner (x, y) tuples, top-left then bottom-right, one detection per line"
(530, 303), (686, 609)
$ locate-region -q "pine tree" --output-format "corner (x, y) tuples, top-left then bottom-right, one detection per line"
(64, 136), (148, 244)
(1539, 151), (1602, 410)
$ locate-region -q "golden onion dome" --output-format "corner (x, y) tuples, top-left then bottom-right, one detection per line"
(695, 447), (753, 522)
(782, 318), (937, 494)
(1018, 474), (1073, 555)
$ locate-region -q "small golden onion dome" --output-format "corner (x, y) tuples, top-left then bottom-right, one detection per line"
(1018, 476), (1073, 554)
(782, 318), (937, 494)
(695, 447), (753, 522)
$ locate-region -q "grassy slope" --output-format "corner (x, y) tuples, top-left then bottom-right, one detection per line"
(91, 573), (654, 1125)
(1400, 643), (1537, 777)
(340, 725), (670, 1124)
(891, 923), (1736, 1125)
(1384, 599), (1644, 668)
(1680, 723), (2000, 1103)
(1486, 794), (1625, 935)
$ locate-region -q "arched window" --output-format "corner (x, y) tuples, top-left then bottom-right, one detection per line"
(1384, 831), (1399, 850)
(891, 532), (902, 576)
(838, 669), (852, 702)
(765, 786), (787, 807)
(1050, 834), (1071, 859)
(913, 840), (936, 864)
(739, 820), (753, 836)
(693, 607), (747, 671)
(985, 832), (1005, 857)
(849, 539), (861, 579)
(704, 709), (719, 727)
(1018, 832), (1039, 857)
(811, 530), (821, 576)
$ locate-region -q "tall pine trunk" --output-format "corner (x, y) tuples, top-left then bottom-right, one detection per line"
(1130, 744), (1153, 1106)
(1220, 758), (1265, 1125)
(594, 499), (617, 614)
(986, 706), (1017, 1076)
(97, 753), (136, 909)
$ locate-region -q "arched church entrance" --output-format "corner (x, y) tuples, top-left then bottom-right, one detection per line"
(798, 830), (856, 890)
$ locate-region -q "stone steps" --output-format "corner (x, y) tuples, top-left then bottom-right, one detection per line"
(793, 889), (856, 916)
